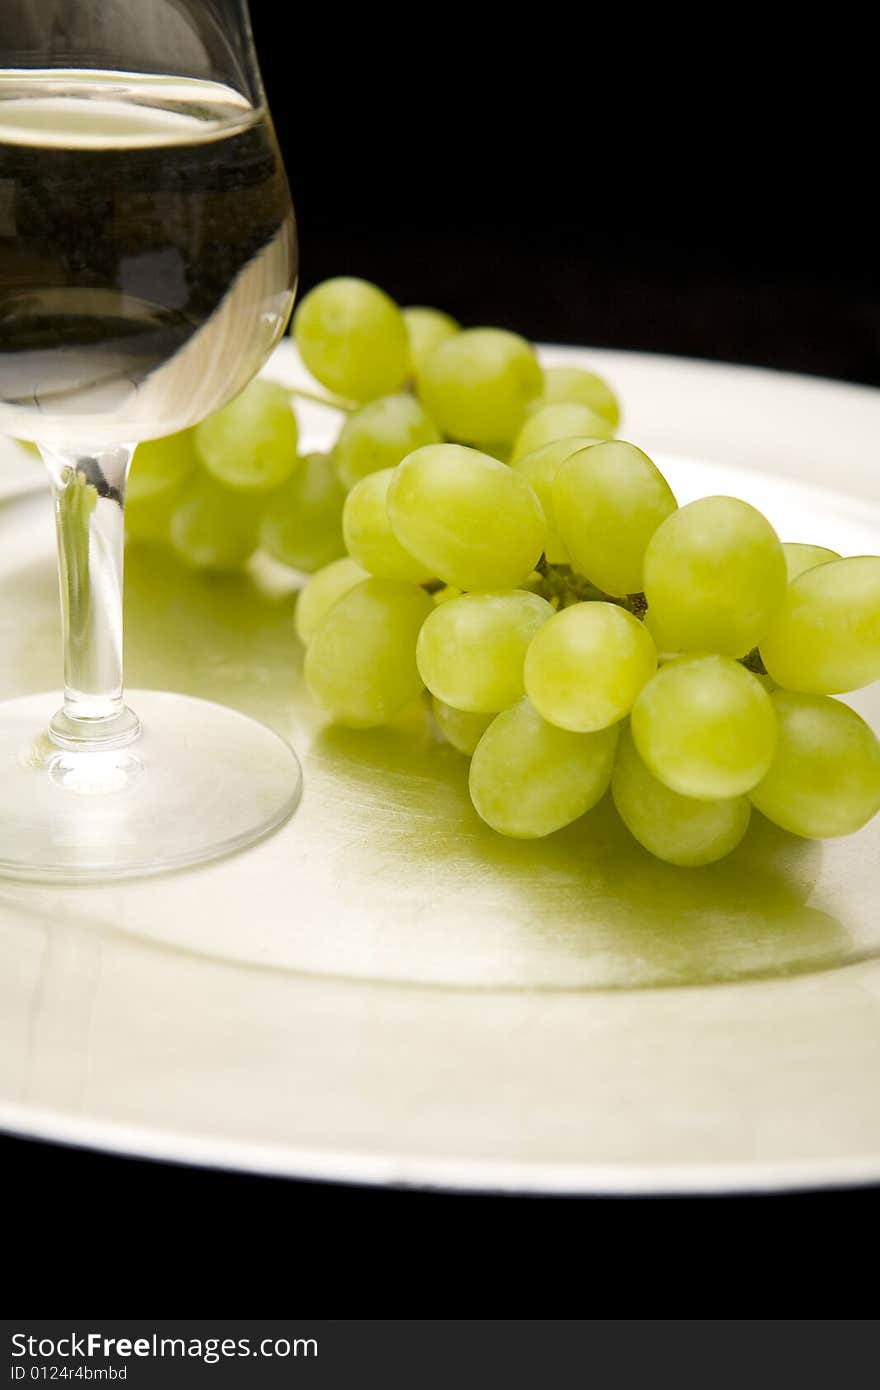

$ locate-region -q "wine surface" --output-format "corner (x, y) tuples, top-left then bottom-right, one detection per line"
(0, 70), (297, 445)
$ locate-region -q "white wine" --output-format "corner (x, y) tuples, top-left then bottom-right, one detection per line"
(0, 70), (297, 445)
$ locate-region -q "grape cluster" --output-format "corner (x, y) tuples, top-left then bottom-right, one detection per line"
(128, 276), (880, 867)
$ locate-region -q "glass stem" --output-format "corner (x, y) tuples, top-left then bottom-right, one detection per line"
(39, 442), (141, 751)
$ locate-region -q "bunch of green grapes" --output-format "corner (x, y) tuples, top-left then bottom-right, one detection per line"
(291, 287), (879, 864)
(127, 274), (880, 868)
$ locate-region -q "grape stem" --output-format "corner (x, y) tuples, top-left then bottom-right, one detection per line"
(289, 387), (358, 414)
(426, 563), (770, 681)
(534, 558), (647, 618)
(740, 647), (769, 676)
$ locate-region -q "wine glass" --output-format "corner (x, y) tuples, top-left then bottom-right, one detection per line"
(0, 0), (302, 878)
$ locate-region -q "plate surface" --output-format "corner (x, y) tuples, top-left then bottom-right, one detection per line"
(1, 341), (880, 1193)
(0, 435), (41, 501)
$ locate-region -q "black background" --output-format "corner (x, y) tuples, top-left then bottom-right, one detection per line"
(3, 8), (878, 1312)
(251, 10), (878, 389)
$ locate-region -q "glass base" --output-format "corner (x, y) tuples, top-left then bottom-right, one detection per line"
(0, 690), (302, 881)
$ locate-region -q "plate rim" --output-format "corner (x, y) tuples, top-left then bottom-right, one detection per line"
(3, 1100), (880, 1195)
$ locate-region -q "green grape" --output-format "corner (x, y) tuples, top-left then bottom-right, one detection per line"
(417, 328), (542, 446)
(469, 697), (618, 838)
(432, 697), (493, 755)
(612, 726), (751, 867)
(417, 590), (553, 713)
(529, 365), (620, 429)
(759, 556), (880, 694)
(511, 436), (603, 564)
(259, 452), (346, 572)
(403, 306), (460, 379)
(195, 379), (298, 493)
(554, 441), (678, 595)
(294, 557), (368, 645)
(333, 393), (441, 491)
(293, 277), (410, 401)
(510, 401), (614, 463)
(387, 444), (546, 590)
(749, 691), (880, 837)
(342, 468), (431, 582)
(524, 601), (657, 732)
(304, 578), (433, 727)
(127, 429), (197, 503)
(630, 654), (777, 799)
(170, 473), (264, 571)
(783, 542), (840, 582)
(643, 496), (787, 657)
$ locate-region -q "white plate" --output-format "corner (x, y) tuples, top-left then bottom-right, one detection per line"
(1, 341), (879, 1194)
